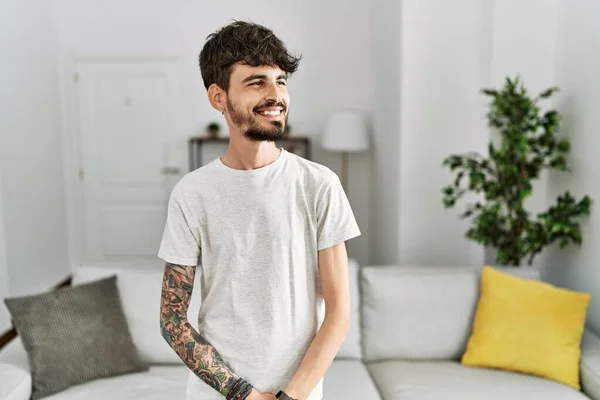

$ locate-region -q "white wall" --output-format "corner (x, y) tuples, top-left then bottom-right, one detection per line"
(53, 0), (373, 267)
(369, 0), (402, 265)
(0, 0), (70, 297)
(0, 169), (10, 331)
(544, 0), (600, 333)
(397, 0), (493, 266)
(304, 0), (373, 267)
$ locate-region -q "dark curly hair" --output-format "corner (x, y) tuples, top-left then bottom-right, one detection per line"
(199, 20), (301, 91)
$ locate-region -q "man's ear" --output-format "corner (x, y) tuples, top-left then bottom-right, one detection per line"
(207, 83), (226, 113)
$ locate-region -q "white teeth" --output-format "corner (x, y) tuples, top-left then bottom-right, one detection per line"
(259, 110), (281, 116)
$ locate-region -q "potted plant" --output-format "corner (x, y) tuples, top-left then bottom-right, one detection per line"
(206, 121), (221, 139)
(441, 76), (592, 269)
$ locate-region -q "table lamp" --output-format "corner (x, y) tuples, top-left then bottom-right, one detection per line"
(321, 111), (370, 190)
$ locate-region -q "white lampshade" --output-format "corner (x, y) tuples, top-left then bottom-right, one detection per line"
(321, 111), (369, 152)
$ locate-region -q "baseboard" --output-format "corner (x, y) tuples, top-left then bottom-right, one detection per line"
(0, 275), (73, 350)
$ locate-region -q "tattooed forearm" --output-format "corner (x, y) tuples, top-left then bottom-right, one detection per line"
(160, 263), (254, 399)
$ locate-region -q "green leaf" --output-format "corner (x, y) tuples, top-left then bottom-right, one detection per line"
(538, 87), (559, 99)
(549, 155), (567, 170)
(454, 171), (465, 187)
(557, 139), (570, 152)
(519, 137), (529, 154)
(482, 88), (499, 97)
(460, 209), (473, 219)
(443, 198), (455, 208)
(215, 372), (226, 383)
(520, 182), (532, 200)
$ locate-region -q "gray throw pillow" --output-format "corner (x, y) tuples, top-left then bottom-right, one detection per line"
(4, 275), (149, 399)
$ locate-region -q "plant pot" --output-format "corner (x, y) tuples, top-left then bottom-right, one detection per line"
(207, 129), (219, 139)
(483, 246), (541, 280)
(487, 264), (541, 280)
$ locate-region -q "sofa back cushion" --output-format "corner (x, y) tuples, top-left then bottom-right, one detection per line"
(73, 258), (361, 364)
(72, 261), (202, 365)
(361, 265), (480, 362)
(335, 259), (362, 359)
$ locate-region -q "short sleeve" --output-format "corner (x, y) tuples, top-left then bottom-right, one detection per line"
(157, 188), (201, 266)
(316, 170), (361, 250)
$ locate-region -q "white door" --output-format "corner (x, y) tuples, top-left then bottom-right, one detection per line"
(75, 59), (183, 262)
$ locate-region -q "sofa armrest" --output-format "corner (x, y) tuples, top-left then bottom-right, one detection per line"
(581, 329), (600, 400)
(0, 363), (31, 400)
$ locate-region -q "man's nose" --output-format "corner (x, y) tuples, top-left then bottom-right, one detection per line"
(264, 81), (282, 103)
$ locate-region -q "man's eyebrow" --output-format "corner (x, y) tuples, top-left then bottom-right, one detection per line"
(242, 74), (267, 83)
(241, 73), (287, 83)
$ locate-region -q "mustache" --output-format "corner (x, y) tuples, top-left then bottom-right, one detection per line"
(254, 100), (286, 113)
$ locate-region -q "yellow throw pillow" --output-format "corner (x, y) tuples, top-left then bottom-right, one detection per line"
(461, 265), (591, 390)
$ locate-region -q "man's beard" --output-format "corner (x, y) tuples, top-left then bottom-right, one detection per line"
(226, 98), (287, 142)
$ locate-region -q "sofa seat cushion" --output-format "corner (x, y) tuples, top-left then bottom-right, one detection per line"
(0, 336), (32, 400)
(0, 363), (31, 400)
(42, 366), (188, 400)
(324, 360), (381, 399)
(366, 360), (589, 400)
(0, 337), (188, 400)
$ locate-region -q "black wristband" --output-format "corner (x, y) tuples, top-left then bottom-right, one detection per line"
(239, 383), (253, 400)
(226, 378), (254, 400)
(275, 390), (297, 400)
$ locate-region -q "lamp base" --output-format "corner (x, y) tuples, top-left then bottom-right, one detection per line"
(341, 151), (348, 192)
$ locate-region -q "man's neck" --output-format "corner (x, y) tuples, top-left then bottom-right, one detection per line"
(220, 139), (281, 171)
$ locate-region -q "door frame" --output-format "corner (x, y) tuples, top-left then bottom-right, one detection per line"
(60, 54), (181, 270)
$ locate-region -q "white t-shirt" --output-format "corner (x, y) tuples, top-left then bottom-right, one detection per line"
(157, 147), (361, 400)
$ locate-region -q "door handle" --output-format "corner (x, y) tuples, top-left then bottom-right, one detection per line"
(161, 166), (181, 175)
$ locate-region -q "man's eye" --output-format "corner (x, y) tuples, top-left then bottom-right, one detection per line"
(278, 81), (287, 86)
(251, 81), (263, 86)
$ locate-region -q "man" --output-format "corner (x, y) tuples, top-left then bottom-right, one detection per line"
(158, 21), (361, 400)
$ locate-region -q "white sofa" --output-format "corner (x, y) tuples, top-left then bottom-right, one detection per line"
(1, 260), (599, 400)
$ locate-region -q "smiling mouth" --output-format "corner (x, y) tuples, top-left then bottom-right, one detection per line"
(256, 108), (284, 118)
